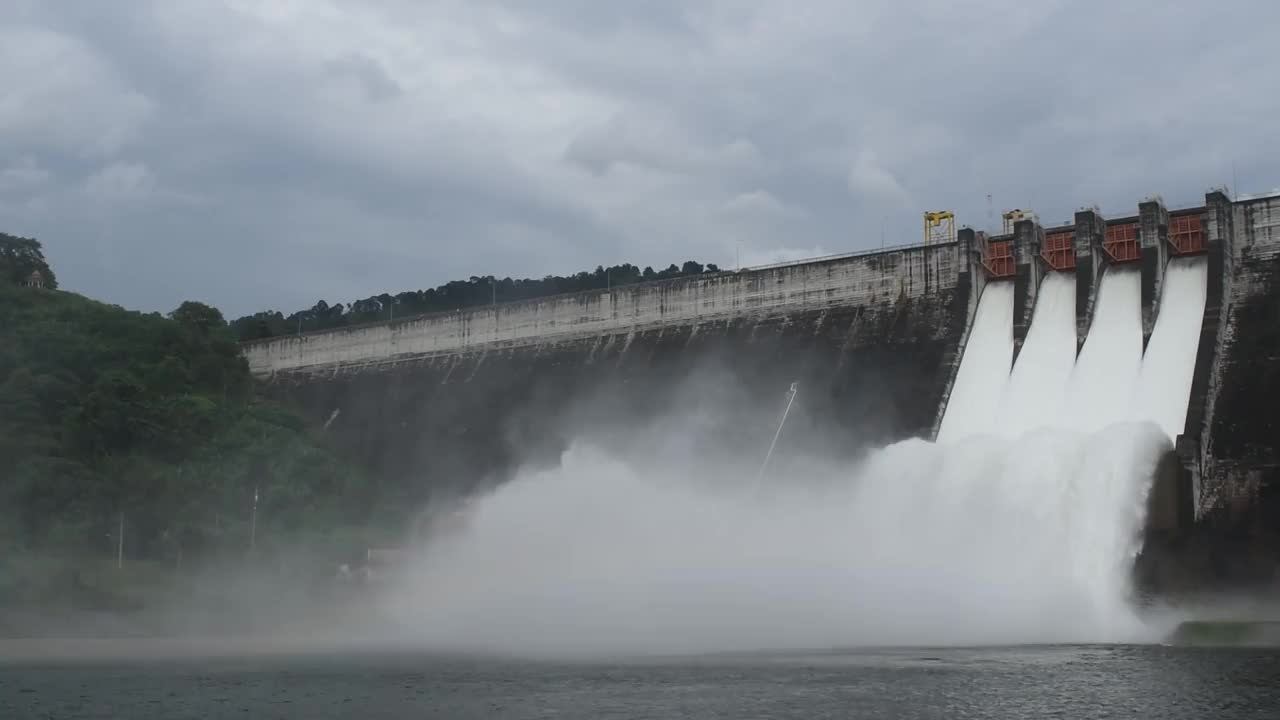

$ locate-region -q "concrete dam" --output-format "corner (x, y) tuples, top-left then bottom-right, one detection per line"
(245, 189), (1280, 590)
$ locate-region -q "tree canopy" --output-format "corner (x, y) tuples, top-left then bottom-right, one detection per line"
(0, 237), (382, 581)
(1, 232), (57, 289)
(231, 260), (721, 341)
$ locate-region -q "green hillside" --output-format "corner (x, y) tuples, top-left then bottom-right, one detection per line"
(1, 235), (394, 609)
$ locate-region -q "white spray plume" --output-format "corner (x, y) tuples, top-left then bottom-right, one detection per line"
(375, 422), (1166, 657)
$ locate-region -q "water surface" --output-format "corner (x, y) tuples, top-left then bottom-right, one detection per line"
(4, 644), (1278, 719)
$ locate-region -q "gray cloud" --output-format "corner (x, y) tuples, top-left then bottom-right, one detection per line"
(1, 0), (1276, 317)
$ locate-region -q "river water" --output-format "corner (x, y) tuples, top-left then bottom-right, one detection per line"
(4, 645), (1278, 719)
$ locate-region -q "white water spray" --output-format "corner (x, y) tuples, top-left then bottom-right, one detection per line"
(381, 256), (1208, 655)
(383, 426), (1164, 655)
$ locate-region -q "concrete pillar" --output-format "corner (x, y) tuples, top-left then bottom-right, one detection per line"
(929, 226), (982, 441)
(957, 227), (985, 315)
(1205, 189), (1235, 277)
(1139, 198), (1169, 348)
(1178, 190), (1235, 516)
(1011, 218), (1044, 362)
(1073, 207), (1106, 352)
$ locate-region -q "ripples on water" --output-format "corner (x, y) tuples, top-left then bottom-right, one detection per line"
(4, 645), (1279, 719)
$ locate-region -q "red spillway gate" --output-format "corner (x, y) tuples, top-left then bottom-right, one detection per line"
(982, 237), (1015, 278)
(1103, 221), (1140, 263)
(1169, 213), (1207, 255)
(1040, 229), (1075, 270)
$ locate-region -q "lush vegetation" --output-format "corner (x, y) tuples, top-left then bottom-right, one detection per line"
(230, 260), (721, 341)
(0, 237), (391, 601)
(1, 232), (57, 289)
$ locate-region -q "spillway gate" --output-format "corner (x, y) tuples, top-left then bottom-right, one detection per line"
(1040, 228), (1076, 271)
(1103, 220), (1141, 263)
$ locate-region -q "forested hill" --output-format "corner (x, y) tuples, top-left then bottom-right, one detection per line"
(0, 236), (392, 601)
(230, 260), (721, 341)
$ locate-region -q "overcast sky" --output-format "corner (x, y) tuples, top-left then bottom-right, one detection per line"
(2, 1), (1276, 318)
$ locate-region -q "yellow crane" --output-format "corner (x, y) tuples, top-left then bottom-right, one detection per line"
(923, 210), (956, 245)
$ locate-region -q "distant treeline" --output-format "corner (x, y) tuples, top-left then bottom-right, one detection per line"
(230, 260), (722, 341)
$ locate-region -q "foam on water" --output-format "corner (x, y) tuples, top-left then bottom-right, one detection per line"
(936, 282), (1014, 442)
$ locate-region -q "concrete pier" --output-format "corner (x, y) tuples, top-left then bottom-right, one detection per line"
(1073, 207), (1106, 352)
(928, 227), (983, 440)
(1180, 190), (1280, 522)
(1139, 198), (1170, 348)
(1011, 218), (1045, 362)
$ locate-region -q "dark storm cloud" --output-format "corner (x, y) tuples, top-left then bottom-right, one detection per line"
(2, 1), (1276, 317)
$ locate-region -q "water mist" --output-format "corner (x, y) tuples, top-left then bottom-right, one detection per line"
(374, 261), (1209, 657)
(377, 429), (1164, 656)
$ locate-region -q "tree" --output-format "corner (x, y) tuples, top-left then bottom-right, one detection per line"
(170, 301), (226, 335)
(0, 233), (57, 288)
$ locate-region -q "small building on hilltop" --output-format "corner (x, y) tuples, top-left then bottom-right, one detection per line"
(22, 269), (46, 289)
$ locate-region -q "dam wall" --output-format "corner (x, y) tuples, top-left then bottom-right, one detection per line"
(244, 187), (1279, 568)
(246, 244), (961, 375)
(1181, 192), (1280, 526)
(247, 243), (974, 503)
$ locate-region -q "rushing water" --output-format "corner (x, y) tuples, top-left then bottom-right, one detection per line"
(997, 272), (1078, 433)
(4, 645), (1279, 719)
(1062, 266), (1146, 432)
(369, 429), (1163, 655)
(935, 282), (1015, 442)
(343, 260), (1213, 656)
(1134, 257), (1209, 439)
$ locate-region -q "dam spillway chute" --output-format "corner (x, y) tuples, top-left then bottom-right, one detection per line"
(1132, 257), (1209, 440)
(934, 281), (1014, 442)
(995, 272), (1077, 433)
(931, 210), (1212, 625)
(1061, 265), (1144, 432)
(939, 240), (1208, 442)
